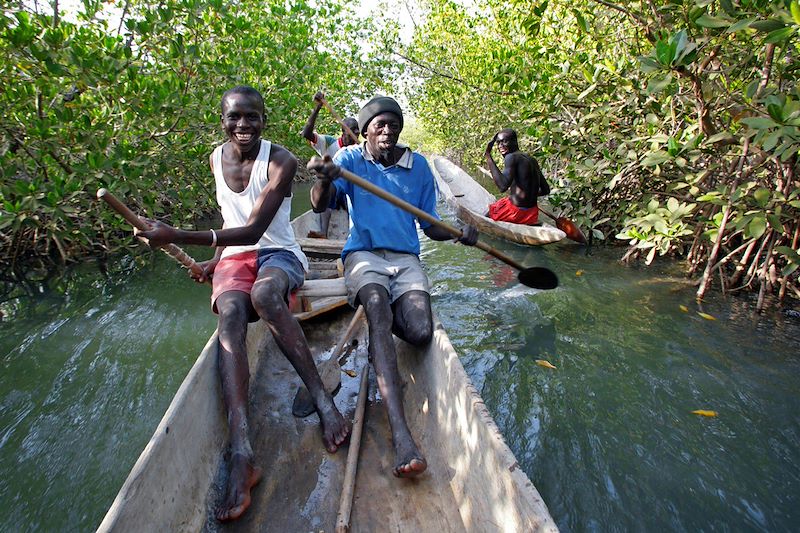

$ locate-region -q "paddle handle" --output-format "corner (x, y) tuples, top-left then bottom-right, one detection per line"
(537, 206), (557, 221)
(319, 96), (359, 145)
(96, 188), (207, 280)
(320, 96), (358, 143)
(337, 168), (525, 271)
(335, 363), (370, 533)
(333, 305), (365, 358)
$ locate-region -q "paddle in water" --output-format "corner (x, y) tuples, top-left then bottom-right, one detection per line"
(537, 206), (588, 244)
(309, 160), (559, 290)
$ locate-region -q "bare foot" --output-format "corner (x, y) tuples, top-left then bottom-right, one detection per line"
(316, 396), (351, 453)
(393, 438), (427, 478)
(215, 452), (263, 522)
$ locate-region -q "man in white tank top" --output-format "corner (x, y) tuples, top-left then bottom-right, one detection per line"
(137, 86), (351, 522)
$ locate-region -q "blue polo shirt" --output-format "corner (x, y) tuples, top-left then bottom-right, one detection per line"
(331, 143), (440, 259)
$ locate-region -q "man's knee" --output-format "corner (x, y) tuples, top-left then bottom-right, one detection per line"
(400, 319), (432, 346)
(251, 273), (288, 316)
(358, 284), (393, 327)
(393, 291), (433, 346)
(216, 296), (250, 329)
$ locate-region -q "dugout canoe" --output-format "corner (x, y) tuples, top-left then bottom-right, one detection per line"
(96, 212), (558, 533)
(430, 156), (566, 246)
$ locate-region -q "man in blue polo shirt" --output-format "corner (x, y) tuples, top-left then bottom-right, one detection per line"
(309, 95), (478, 479)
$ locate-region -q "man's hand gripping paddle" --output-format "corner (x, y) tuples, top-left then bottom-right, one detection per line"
(96, 188), (209, 282)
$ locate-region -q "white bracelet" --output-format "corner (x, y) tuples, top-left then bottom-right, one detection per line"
(210, 228), (217, 247)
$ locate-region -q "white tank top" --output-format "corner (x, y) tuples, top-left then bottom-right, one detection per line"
(212, 140), (308, 270)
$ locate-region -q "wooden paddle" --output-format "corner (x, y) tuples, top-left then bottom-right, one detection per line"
(335, 362), (370, 533)
(478, 166), (587, 244)
(313, 164), (558, 290)
(96, 188), (208, 281)
(292, 305), (366, 418)
(537, 207), (588, 244)
(317, 95), (360, 145)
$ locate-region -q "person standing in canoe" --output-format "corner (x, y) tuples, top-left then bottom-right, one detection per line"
(136, 85), (351, 521)
(301, 91), (359, 238)
(484, 128), (550, 225)
(308, 95), (478, 478)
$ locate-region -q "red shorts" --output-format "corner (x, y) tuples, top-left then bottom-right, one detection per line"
(211, 250), (302, 317)
(487, 197), (540, 225)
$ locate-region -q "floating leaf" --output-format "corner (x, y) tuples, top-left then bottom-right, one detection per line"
(343, 369), (357, 378)
(679, 305), (689, 312)
(697, 312), (716, 321)
(536, 359), (557, 369)
(691, 409), (718, 417)
(575, 270), (584, 276)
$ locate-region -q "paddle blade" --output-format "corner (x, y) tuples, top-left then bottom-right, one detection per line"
(518, 267), (559, 289)
(556, 218), (588, 244)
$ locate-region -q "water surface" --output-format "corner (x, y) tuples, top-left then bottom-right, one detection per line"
(0, 187), (798, 531)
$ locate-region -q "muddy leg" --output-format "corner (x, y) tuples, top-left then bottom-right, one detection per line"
(252, 268), (351, 452)
(358, 284), (427, 478)
(214, 291), (263, 522)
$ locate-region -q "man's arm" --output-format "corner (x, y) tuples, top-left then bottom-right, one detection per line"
(484, 133), (512, 192)
(138, 146), (297, 248)
(532, 157), (550, 197)
(422, 224), (478, 245)
(301, 92), (325, 143)
(309, 155), (339, 213)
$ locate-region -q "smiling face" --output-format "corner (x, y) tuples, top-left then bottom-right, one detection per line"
(365, 112), (401, 155)
(220, 92), (265, 154)
(496, 129), (518, 156)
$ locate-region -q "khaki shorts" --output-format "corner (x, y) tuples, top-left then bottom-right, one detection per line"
(343, 250), (430, 306)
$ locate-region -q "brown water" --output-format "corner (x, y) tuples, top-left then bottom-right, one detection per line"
(0, 186), (798, 531)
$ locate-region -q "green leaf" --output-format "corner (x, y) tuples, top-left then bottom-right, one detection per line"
(706, 132), (734, 143)
(782, 263), (799, 276)
(642, 151), (670, 166)
(748, 216), (767, 239)
(765, 27), (796, 43)
(740, 117), (777, 129)
(792, 1), (800, 25)
(695, 14), (731, 28)
(577, 83), (597, 101)
(775, 246), (800, 263)
(767, 214), (783, 231)
(668, 136), (680, 156)
(573, 9), (589, 32)
(647, 75), (673, 94)
(750, 19), (786, 32)
(726, 17), (758, 33)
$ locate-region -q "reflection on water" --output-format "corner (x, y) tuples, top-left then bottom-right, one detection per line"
(0, 189), (798, 531)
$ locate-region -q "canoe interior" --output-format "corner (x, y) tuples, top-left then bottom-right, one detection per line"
(431, 156), (566, 246)
(99, 305), (556, 532)
(292, 207), (349, 262)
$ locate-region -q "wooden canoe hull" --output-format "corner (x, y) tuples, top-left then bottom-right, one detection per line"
(98, 308), (557, 532)
(431, 156), (566, 246)
(97, 209), (557, 532)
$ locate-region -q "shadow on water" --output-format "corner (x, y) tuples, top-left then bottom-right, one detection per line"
(0, 183), (798, 531)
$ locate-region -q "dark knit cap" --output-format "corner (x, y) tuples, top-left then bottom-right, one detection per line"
(358, 96), (403, 135)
